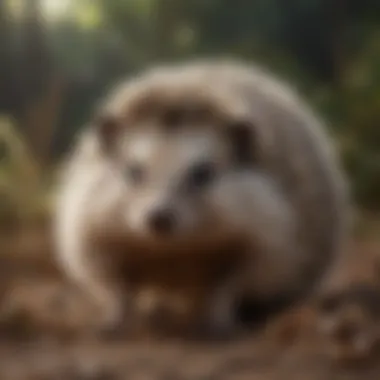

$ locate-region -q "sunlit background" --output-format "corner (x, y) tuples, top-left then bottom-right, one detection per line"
(1, 0), (379, 213)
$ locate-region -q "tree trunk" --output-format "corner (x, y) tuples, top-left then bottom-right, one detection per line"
(18, 0), (63, 171)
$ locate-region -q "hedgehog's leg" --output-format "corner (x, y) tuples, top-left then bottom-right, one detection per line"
(84, 269), (131, 340)
(207, 285), (239, 339)
(194, 278), (241, 341)
(59, 247), (133, 340)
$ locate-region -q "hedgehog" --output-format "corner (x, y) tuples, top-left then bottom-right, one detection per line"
(54, 60), (349, 339)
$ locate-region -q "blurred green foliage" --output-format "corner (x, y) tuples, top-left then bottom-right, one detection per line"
(0, 0), (379, 217)
(0, 117), (47, 227)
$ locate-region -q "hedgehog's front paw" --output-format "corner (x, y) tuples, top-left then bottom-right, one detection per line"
(196, 315), (237, 342)
(96, 318), (126, 341)
(95, 303), (133, 341)
(195, 294), (239, 342)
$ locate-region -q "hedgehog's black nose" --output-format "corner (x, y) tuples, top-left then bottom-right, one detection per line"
(148, 208), (176, 235)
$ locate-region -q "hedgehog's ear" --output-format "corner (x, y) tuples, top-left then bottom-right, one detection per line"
(225, 120), (256, 166)
(93, 111), (120, 153)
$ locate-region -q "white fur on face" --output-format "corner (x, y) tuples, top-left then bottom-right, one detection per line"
(121, 129), (225, 238)
(127, 131), (159, 163)
(125, 128), (224, 177)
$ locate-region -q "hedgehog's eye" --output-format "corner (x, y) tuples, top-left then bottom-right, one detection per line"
(162, 107), (184, 130)
(226, 120), (255, 166)
(125, 163), (145, 184)
(186, 161), (217, 190)
(94, 112), (120, 153)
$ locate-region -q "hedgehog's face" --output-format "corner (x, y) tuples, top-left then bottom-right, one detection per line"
(118, 127), (230, 241)
(93, 105), (256, 245)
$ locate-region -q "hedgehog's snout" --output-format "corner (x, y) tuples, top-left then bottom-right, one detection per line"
(147, 206), (178, 236)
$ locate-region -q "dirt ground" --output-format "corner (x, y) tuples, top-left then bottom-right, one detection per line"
(0, 222), (380, 380)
